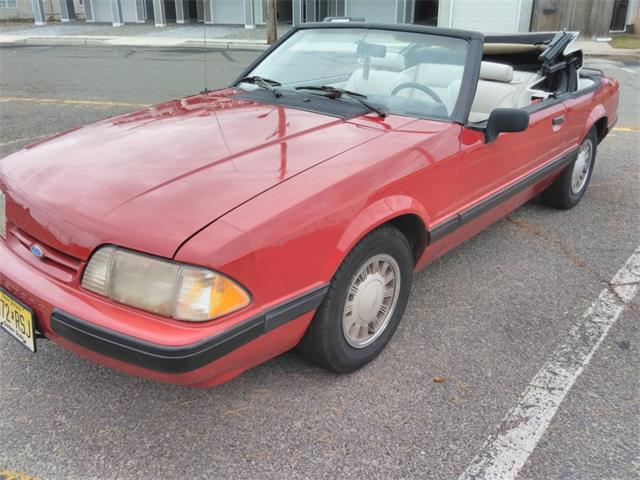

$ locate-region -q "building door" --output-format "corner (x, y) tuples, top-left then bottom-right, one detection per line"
(188, 0), (199, 21)
(196, 0), (204, 21)
(413, 0), (438, 25)
(164, 0), (176, 21)
(277, 0), (292, 22)
(145, 0), (154, 20)
(610, 0), (629, 30)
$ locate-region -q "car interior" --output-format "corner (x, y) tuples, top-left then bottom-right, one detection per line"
(339, 37), (597, 124)
(244, 30), (598, 125)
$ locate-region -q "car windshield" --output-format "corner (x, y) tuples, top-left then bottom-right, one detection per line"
(242, 28), (469, 121)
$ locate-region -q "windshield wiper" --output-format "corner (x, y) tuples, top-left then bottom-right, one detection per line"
(237, 76), (282, 98)
(294, 85), (386, 118)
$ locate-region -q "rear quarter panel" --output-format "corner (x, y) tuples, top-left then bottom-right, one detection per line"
(562, 75), (619, 146)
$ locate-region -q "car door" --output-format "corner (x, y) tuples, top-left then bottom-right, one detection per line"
(454, 33), (579, 219)
(561, 95), (594, 150)
(456, 98), (569, 213)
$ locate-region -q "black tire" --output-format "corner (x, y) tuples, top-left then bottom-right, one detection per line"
(541, 128), (598, 210)
(298, 225), (413, 373)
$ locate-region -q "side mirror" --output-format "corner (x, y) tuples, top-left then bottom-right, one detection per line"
(485, 108), (530, 143)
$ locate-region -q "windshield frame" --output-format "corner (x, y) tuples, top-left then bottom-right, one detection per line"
(233, 22), (484, 125)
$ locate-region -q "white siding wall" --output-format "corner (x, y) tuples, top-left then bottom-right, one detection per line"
(121, 0), (139, 22)
(449, 0), (523, 33)
(90, 0), (114, 22)
(0, 0), (34, 20)
(211, 0), (244, 24)
(345, 0), (396, 23)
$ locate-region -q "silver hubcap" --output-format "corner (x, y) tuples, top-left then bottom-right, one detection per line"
(571, 139), (593, 194)
(342, 254), (400, 349)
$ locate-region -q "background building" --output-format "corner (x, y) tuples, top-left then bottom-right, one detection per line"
(0, 0), (43, 21)
(4, 0), (640, 38)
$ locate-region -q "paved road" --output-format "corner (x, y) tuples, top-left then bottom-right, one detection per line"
(0, 46), (638, 480)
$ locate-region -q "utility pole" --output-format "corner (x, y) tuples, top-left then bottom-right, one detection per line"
(266, 0), (278, 44)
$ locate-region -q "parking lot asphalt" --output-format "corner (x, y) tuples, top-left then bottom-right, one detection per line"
(0, 46), (638, 480)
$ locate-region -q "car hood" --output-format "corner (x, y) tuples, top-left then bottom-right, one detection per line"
(0, 90), (385, 260)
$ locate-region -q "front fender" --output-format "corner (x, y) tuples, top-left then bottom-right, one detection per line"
(334, 195), (429, 267)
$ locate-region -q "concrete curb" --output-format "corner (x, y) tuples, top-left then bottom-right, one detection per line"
(583, 52), (640, 59)
(0, 35), (270, 50)
(572, 40), (640, 59)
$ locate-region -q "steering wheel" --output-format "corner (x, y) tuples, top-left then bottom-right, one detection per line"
(390, 82), (445, 107)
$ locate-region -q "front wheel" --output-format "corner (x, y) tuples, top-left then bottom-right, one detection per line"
(298, 225), (413, 373)
(541, 128), (597, 209)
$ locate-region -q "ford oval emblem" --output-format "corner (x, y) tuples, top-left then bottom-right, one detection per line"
(30, 244), (44, 258)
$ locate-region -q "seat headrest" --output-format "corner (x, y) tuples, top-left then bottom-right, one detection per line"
(480, 61), (514, 83)
(370, 52), (406, 71)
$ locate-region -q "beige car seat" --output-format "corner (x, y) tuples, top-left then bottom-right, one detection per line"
(469, 61), (541, 123)
(399, 63), (464, 114)
(345, 58), (542, 122)
(344, 53), (410, 97)
(345, 57), (463, 115)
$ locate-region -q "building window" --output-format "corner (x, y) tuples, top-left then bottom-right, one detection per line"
(0, 0), (17, 8)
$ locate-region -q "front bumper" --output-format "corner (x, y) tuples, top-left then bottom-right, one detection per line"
(50, 309), (266, 374)
(0, 238), (326, 386)
(50, 283), (327, 375)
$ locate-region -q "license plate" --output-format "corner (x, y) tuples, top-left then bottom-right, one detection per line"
(0, 289), (36, 352)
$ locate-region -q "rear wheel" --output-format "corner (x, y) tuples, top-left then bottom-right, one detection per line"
(541, 128), (597, 209)
(298, 225), (413, 373)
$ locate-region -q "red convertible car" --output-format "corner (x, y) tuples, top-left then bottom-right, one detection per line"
(0, 23), (618, 387)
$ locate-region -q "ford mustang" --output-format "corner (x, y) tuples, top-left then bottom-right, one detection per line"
(0, 23), (619, 387)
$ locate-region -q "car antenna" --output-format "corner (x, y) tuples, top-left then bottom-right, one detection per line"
(201, 16), (209, 94)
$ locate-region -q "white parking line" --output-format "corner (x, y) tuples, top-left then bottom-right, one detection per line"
(459, 246), (640, 480)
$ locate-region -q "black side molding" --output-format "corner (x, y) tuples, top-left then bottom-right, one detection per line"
(50, 285), (328, 374)
(428, 147), (579, 244)
(264, 287), (328, 332)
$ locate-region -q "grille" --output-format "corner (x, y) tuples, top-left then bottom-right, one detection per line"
(0, 190), (6, 240)
(10, 227), (83, 282)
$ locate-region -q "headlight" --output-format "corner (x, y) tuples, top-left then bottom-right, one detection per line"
(82, 246), (251, 321)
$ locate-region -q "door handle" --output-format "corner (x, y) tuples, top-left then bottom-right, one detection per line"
(552, 115), (566, 126)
